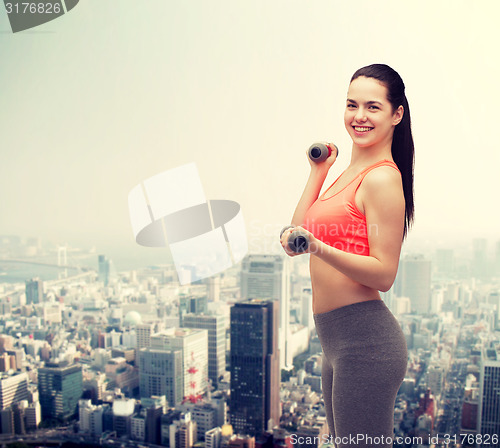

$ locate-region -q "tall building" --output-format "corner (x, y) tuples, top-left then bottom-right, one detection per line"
(191, 403), (219, 441)
(472, 238), (488, 279)
(151, 328), (209, 401)
(40, 302), (62, 325)
(24, 401), (41, 430)
(177, 417), (197, 448)
(208, 276), (221, 302)
(0, 335), (14, 352)
(205, 427), (222, 448)
(113, 398), (136, 437)
(136, 323), (155, 350)
(131, 410), (146, 442)
(98, 254), (111, 286)
(0, 372), (29, 410)
(25, 278), (43, 305)
(79, 399), (104, 436)
(427, 364), (444, 396)
(300, 288), (314, 331)
(394, 255), (431, 314)
(240, 254), (291, 369)
(139, 348), (183, 407)
(145, 404), (164, 445)
(182, 313), (227, 387)
(179, 295), (208, 323)
(495, 240), (500, 277)
(38, 361), (83, 421)
(478, 347), (500, 435)
(0, 408), (13, 434)
(0, 353), (11, 372)
(230, 299), (280, 436)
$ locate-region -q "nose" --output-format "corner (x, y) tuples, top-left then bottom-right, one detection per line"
(354, 107), (367, 123)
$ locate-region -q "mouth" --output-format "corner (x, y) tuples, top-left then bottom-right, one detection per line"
(353, 126), (374, 134)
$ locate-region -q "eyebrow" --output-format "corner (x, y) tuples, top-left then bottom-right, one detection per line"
(346, 99), (383, 106)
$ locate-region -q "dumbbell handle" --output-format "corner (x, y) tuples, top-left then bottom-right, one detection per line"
(279, 225), (309, 254)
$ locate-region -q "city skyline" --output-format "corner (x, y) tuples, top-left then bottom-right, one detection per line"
(1, 236), (499, 443)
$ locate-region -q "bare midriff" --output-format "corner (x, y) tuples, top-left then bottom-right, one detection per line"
(310, 254), (381, 315)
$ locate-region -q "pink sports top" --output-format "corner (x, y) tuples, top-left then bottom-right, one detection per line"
(303, 160), (400, 256)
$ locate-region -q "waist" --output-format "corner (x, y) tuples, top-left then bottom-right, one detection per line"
(310, 256), (380, 314)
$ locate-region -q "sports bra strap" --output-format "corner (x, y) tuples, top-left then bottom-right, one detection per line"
(353, 160), (400, 192)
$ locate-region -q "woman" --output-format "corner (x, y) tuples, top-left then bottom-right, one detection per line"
(280, 64), (413, 445)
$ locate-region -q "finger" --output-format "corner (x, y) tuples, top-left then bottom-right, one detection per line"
(281, 227), (294, 244)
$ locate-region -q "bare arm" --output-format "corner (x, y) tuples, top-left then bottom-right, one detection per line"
(291, 145), (338, 226)
(291, 166), (329, 226)
(285, 166), (405, 291)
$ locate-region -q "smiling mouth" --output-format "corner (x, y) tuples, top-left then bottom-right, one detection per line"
(353, 126), (373, 132)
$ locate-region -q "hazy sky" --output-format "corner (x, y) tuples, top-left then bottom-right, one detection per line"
(1, 0), (499, 264)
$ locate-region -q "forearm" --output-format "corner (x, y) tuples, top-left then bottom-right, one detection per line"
(291, 167), (329, 226)
(309, 239), (397, 292)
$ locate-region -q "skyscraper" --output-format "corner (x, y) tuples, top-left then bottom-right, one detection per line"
(472, 238), (488, 280)
(230, 299), (280, 436)
(98, 254), (111, 286)
(38, 361), (83, 421)
(151, 328), (209, 400)
(0, 372), (29, 411)
(139, 348), (183, 407)
(495, 240), (500, 277)
(25, 278), (43, 305)
(182, 313), (227, 387)
(478, 346), (500, 435)
(179, 295), (208, 324)
(394, 255), (431, 314)
(240, 254), (291, 369)
(136, 323), (155, 350)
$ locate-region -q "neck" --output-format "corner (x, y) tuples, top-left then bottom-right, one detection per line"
(349, 139), (393, 168)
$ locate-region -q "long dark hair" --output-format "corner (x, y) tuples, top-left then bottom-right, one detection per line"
(350, 63), (415, 239)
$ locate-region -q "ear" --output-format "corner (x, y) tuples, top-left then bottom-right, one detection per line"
(393, 105), (404, 126)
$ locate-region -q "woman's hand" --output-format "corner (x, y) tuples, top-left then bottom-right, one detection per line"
(307, 142), (339, 170)
(280, 225), (318, 257)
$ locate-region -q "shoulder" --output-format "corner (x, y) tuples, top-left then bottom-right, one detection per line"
(358, 164), (404, 211)
(362, 164), (402, 193)
(354, 163), (404, 217)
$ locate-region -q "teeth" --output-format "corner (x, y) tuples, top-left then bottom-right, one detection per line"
(354, 127), (373, 132)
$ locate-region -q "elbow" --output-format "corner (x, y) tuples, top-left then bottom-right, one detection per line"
(378, 282), (393, 293)
(376, 272), (397, 293)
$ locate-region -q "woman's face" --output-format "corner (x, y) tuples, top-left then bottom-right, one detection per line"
(344, 76), (403, 149)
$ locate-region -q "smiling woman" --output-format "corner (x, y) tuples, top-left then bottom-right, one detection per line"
(280, 64), (414, 446)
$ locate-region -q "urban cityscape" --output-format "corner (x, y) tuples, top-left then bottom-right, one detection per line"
(0, 234), (499, 448)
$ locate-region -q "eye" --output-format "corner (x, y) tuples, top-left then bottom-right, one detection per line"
(368, 105), (379, 110)
(346, 104), (356, 109)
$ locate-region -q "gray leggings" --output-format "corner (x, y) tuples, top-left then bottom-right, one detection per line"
(314, 299), (408, 447)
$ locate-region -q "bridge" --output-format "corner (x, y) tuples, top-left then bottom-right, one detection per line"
(0, 258), (91, 271)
